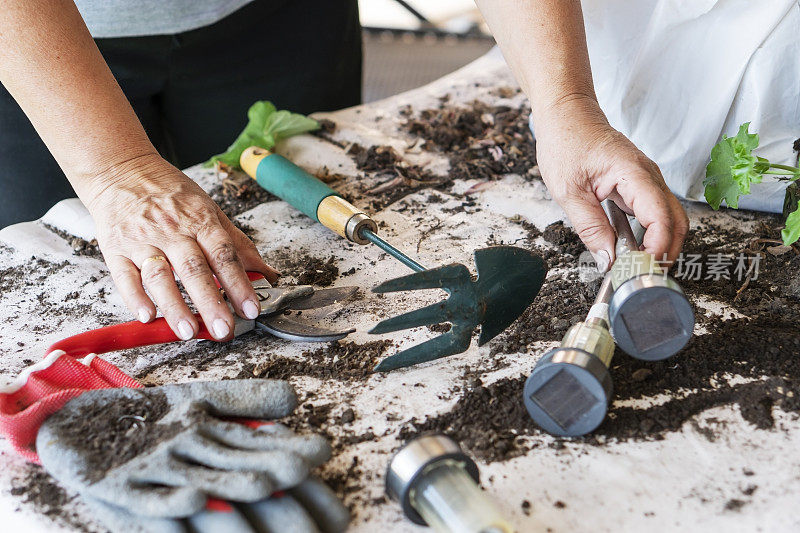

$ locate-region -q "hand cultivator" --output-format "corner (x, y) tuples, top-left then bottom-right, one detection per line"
(241, 147), (547, 371)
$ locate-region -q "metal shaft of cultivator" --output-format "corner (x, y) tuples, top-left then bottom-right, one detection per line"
(360, 228), (426, 273)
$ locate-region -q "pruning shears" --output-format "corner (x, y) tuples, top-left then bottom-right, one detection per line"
(48, 272), (358, 356)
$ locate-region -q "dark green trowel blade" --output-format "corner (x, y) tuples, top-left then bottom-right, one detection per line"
(370, 245), (547, 372)
(475, 246), (547, 344)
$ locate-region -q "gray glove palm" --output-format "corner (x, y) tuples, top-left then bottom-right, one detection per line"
(36, 380), (331, 518)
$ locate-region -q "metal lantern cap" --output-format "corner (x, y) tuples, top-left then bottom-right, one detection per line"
(523, 347), (613, 437)
(609, 274), (695, 361)
(385, 434), (480, 525)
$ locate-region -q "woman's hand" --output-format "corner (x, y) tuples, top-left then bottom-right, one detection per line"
(85, 154), (279, 341)
(533, 98), (689, 270)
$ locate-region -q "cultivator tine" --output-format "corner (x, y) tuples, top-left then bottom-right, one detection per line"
(369, 301), (454, 334)
(373, 326), (473, 372)
(372, 264), (472, 293)
(370, 262), (481, 336)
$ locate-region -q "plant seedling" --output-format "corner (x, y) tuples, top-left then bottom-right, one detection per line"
(704, 122), (800, 245)
(205, 101), (319, 170)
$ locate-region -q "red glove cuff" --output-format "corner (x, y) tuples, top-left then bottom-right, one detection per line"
(0, 351), (140, 463)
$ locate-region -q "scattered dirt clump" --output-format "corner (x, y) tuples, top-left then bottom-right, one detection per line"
(51, 390), (182, 483)
(132, 337), (238, 379)
(296, 256), (339, 287)
(596, 315), (800, 441)
(10, 466), (93, 532)
(403, 98), (537, 182)
(345, 143), (445, 210)
(399, 376), (537, 462)
(319, 455), (366, 516)
(208, 168), (276, 218)
(0, 255), (117, 343)
(266, 250), (342, 288)
(43, 224), (102, 258)
(676, 217), (800, 315)
(725, 499), (747, 512)
(316, 118), (337, 134)
(236, 339), (394, 382)
(542, 221), (585, 258)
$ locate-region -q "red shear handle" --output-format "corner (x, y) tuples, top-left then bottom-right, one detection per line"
(47, 316), (216, 357)
(214, 271), (266, 287)
(46, 272), (266, 357)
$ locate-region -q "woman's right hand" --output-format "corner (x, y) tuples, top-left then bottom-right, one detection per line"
(533, 97), (689, 270)
(86, 153), (279, 341)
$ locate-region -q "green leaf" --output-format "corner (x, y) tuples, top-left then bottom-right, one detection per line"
(264, 110), (320, 143)
(204, 101), (319, 169)
(782, 200), (800, 245)
(703, 122), (763, 209)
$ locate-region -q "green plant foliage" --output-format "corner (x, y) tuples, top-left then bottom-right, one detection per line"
(703, 123), (766, 209)
(205, 101), (319, 169)
(782, 200), (800, 246)
(704, 122), (800, 244)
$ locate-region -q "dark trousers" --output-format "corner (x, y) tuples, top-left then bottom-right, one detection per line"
(0, 0), (362, 227)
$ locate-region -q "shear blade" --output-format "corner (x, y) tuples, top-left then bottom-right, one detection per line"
(284, 286), (360, 310)
(256, 314), (355, 342)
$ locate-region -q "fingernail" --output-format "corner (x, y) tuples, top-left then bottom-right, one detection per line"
(242, 299), (260, 319)
(177, 320), (195, 340)
(138, 308), (151, 323)
(213, 318), (230, 339)
(592, 250), (611, 272)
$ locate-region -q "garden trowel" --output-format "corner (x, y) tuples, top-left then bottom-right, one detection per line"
(240, 147), (547, 371)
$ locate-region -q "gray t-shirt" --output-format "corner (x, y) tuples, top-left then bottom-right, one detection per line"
(75, 0), (255, 38)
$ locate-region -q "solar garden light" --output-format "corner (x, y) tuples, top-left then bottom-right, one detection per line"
(523, 204), (694, 437)
(604, 201), (695, 361)
(386, 434), (514, 533)
(523, 272), (615, 437)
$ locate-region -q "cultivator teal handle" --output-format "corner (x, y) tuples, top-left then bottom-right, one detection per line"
(242, 147), (336, 222)
(241, 146), (378, 244)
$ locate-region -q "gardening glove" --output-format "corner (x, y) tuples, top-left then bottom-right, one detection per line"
(0, 351), (142, 463)
(87, 477), (350, 533)
(36, 379), (331, 518)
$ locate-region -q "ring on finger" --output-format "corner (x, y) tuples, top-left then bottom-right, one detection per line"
(141, 255), (169, 269)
